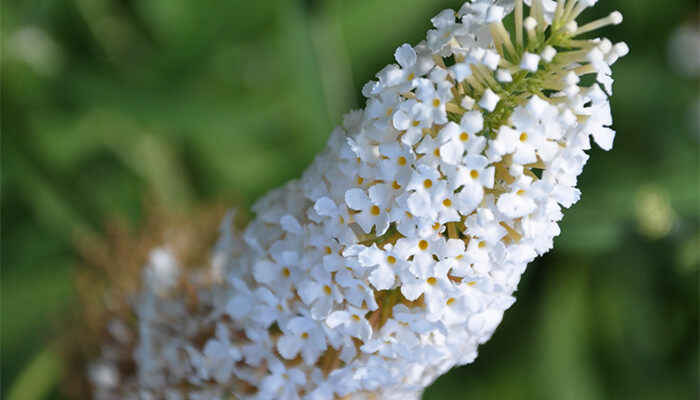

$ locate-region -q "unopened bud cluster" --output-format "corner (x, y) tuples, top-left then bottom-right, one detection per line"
(90, 1), (626, 399)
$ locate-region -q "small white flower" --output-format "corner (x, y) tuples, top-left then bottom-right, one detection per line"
(497, 178), (538, 218)
(405, 163), (441, 194)
(365, 88), (400, 121)
(202, 325), (241, 383)
(427, 9), (468, 51)
(384, 43), (434, 91)
(297, 273), (342, 319)
(277, 317), (327, 364)
(326, 307), (373, 342)
(345, 188), (390, 235)
(377, 142), (415, 183)
(259, 362), (307, 399)
(415, 134), (447, 169)
(392, 99), (430, 145)
(414, 74), (453, 125)
(358, 244), (407, 291)
(253, 259), (295, 294)
(437, 115), (486, 164)
(399, 259), (454, 314)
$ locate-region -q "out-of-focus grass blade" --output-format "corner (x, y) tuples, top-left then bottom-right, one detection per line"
(5, 139), (95, 239)
(533, 264), (604, 400)
(2, 255), (73, 388)
(275, 0), (332, 146)
(6, 347), (62, 400)
(308, 0), (358, 125)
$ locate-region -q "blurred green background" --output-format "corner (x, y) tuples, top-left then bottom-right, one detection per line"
(2, 0), (698, 399)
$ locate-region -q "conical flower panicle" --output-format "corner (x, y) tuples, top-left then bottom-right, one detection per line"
(90, 1), (627, 399)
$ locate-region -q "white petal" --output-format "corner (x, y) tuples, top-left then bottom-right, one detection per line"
(392, 109), (411, 130)
(431, 9), (455, 29)
(253, 259), (277, 285)
(525, 95), (549, 117)
(358, 245), (383, 267)
(440, 140), (464, 165)
(297, 280), (322, 305)
(225, 295), (252, 319)
(406, 191), (432, 217)
(280, 215), (303, 235)
(460, 111), (484, 134)
(497, 192), (537, 218)
(354, 211), (375, 234)
(314, 197), (338, 217)
(394, 43), (417, 69)
(345, 188), (370, 210)
(401, 280), (425, 301)
(369, 265), (396, 291)
(369, 183), (394, 207)
(591, 127), (615, 151)
(277, 335), (302, 360)
(287, 317), (312, 334)
(467, 313), (486, 334)
(326, 310), (350, 329)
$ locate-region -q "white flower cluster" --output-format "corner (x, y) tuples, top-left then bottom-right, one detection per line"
(90, 1), (627, 399)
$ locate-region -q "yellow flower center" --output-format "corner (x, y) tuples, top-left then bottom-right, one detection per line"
(370, 205), (381, 216)
(519, 132), (528, 142)
(418, 240), (429, 250)
(442, 199), (452, 207)
(470, 169), (479, 179)
(423, 179), (433, 188)
(398, 156), (407, 166)
(460, 132), (469, 141)
(282, 267), (290, 277)
(387, 256), (396, 264)
(432, 98), (440, 107)
(427, 277), (437, 285)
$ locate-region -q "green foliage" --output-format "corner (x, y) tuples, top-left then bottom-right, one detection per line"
(2, 0), (698, 398)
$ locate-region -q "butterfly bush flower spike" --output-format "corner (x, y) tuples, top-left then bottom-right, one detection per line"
(91, 1), (626, 399)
